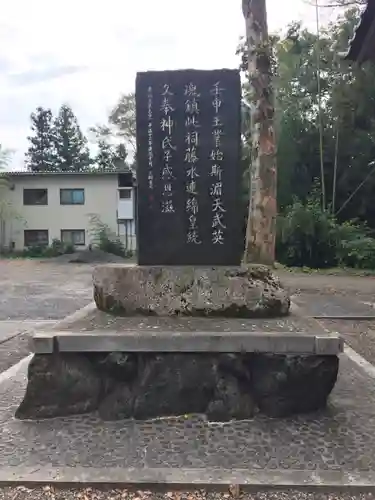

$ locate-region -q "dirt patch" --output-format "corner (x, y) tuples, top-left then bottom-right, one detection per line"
(47, 248), (129, 264)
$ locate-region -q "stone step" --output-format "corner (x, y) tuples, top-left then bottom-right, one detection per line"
(32, 329), (343, 355)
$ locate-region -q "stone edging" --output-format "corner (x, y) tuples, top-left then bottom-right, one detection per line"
(50, 302), (97, 330)
(32, 330), (344, 355)
(1, 467), (375, 491)
(312, 315), (375, 320)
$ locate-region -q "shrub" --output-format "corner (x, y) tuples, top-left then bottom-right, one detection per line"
(98, 235), (125, 257)
(338, 237), (375, 269)
(277, 197), (375, 269)
(277, 197), (338, 268)
(88, 214), (125, 257)
(42, 238), (64, 257)
(22, 245), (45, 258)
(42, 246), (59, 258)
(21, 239), (77, 259)
(41, 239), (75, 257)
(64, 243), (75, 254)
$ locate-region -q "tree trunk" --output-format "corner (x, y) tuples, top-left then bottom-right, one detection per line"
(242, 0), (277, 265)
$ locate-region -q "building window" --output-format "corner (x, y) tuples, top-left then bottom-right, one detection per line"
(60, 188), (85, 205)
(23, 189), (48, 205)
(118, 172), (132, 187)
(61, 230), (85, 246)
(119, 189), (132, 200)
(24, 230), (49, 247)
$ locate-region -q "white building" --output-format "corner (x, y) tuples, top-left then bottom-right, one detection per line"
(0, 170), (136, 252)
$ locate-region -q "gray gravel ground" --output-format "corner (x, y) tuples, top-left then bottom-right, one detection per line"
(319, 319), (375, 365)
(0, 260), (95, 373)
(1, 269), (375, 497)
(278, 271), (375, 295)
(0, 260), (93, 321)
(0, 332), (30, 373)
(1, 488), (375, 500)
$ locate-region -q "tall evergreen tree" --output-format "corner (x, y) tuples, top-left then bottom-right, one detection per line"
(95, 140), (115, 170)
(52, 104), (91, 171)
(0, 144), (11, 189)
(25, 107), (55, 172)
(95, 141), (129, 171)
(113, 143), (128, 171)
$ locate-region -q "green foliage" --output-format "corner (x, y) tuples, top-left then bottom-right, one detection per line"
(109, 93), (136, 153)
(52, 104), (91, 171)
(99, 237), (127, 257)
(44, 238), (75, 256)
(113, 143), (128, 171)
(88, 214), (126, 257)
(89, 93), (135, 171)
(94, 140), (128, 171)
(236, 5), (375, 268)
(95, 140), (115, 170)
(239, 7), (375, 225)
(333, 221), (375, 268)
(25, 107), (55, 172)
(277, 197), (338, 268)
(338, 237), (375, 269)
(25, 104), (92, 172)
(22, 245), (45, 258)
(277, 196), (375, 269)
(21, 238), (75, 258)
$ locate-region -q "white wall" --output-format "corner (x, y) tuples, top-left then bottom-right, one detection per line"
(5, 174), (121, 250)
(117, 187), (134, 220)
(118, 218), (137, 251)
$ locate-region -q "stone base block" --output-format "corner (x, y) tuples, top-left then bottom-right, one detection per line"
(93, 264), (290, 318)
(15, 353), (101, 419)
(252, 354), (339, 417)
(16, 352), (339, 421)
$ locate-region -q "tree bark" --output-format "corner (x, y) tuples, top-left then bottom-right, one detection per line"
(242, 0), (277, 265)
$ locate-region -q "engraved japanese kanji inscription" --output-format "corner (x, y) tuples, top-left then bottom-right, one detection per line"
(136, 69), (242, 265)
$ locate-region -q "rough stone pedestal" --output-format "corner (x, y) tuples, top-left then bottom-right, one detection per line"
(93, 265), (290, 317)
(15, 265), (341, 422)
(16, 351), (339, 421)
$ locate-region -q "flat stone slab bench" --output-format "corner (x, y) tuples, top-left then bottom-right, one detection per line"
(33, 329), (343, 355)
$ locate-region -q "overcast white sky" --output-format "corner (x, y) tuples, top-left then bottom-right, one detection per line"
(0, 0), (341, 169)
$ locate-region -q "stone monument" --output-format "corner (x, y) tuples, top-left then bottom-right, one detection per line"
(15, 69), (341, 422)
(95, 69), (289, 317)
(137, 69), (243, 266)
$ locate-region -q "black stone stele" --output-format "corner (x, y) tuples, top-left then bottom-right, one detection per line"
(136, 69), (242, 266)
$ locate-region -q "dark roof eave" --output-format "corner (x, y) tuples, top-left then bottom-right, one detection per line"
(4, 169), (133, 178)
(344, 1), (375, 63)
